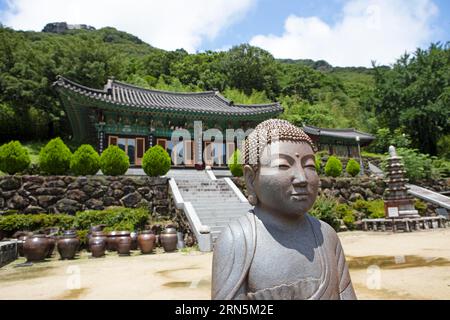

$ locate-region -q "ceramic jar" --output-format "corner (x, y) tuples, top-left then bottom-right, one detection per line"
(137, 230), (156, 254)
(17, 232), (32, 257)
(106, 231), (118, 251)
(130, 232), (138, 250)
(160, 227), (178, 252)
(23, 234), (49, 262)
(89, 231), (107, 258)
(116, 231), (132, 256)
(46, 235), (56, 258)
(57, 230), (80, 260)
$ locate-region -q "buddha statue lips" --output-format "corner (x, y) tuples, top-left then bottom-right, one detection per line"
(211, 119), (356, 300)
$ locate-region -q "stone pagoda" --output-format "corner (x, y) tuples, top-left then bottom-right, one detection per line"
(384, 146), (419, 218)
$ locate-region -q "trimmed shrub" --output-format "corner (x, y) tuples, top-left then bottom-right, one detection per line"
(0, 141), (31, 174)
(100, 145), (129, 176)
(142, 145), (171, 177)
(228, 149), (243, 177)
(346, 158), (360, 177)
(0, 213), (74, 234)
(353, 199), (385, 219)
(72, 207), (149, 231)
(315, 155), (321, 173)
(324, 156), (342, 177)
(70, 144), (101, 176)
(309, 195), (341, 231)
(39, 137), (72, 175)
(336, 204), (356, 230)
(414, 199), (427, 216)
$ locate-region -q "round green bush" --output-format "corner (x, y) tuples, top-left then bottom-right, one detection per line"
(100, 145), (129, 176)
(324, 156), (343, 177)
(315, 156), (321, 173)
(70, 144), (101, 176)
(0, 141), (31, 174)
(228, 149), (243, 177)
(346, 158), (360, 177)
(39, 138), (72, 175)
(142, 145), (171, 177)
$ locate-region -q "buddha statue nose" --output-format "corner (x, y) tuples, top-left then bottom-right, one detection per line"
(292, 169), (308, 187)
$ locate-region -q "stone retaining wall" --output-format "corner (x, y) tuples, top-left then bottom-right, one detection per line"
(0, 175), (171, 218)
(231, 176), (449, 207)
(0, 241), (17, 268)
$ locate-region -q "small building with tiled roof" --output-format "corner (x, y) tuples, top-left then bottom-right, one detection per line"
(303, 124), (375, 158)
(54, 76), (283, 167)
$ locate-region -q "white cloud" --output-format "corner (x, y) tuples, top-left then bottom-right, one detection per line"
(0, 0), (256, 52)
(249, 0), (439, 67)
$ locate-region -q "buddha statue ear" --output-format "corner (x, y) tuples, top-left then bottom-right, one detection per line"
(244, 165), (258, 206)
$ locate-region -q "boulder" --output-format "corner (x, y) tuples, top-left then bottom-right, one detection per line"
(123, 185), (136, 194)
(86, 199), (104, 210)
(335, 179), (350, 189)
(37, 195), (58, 208)
(46, 188), (65, 196)
(120, 192), (142, 208)
(66, 189), (88, 202)
(110, 181), (123, 189)
(55, 199), (82, 215)
(349, 193), (364, 202)
(113, 189), (124, 199)
(91, 186), (107, 198)
(137, 187), (151, 195)
(320, 178), (331, 189)
(45, 180), (66, 188)
(102, 197), (116, 207)
(0, 177), (21, 191)
(7, 195), (29, 210)
(24, 205), (45, 214)
(0, 197), (4, 208)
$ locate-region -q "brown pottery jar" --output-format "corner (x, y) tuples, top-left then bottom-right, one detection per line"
(138, 230), (156, 254)
(46, 235), (56, 258)
(89, 231), (107, 258)
(57, 231), (80, 260)
(17, 232), (33, 257)
(23, 234), (49, 262)
(116, 231), (132, 256)
(160, 227), (178, 252)
(106, 231), (118, 251)
(130, 232), (138, 250)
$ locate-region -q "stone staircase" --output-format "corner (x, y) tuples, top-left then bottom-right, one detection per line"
(167, 170), (251, 246)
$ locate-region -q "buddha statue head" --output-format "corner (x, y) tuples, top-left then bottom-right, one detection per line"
(243, 119), (319, 218)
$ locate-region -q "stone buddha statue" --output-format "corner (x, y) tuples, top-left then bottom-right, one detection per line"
(211, 119), (356, 300)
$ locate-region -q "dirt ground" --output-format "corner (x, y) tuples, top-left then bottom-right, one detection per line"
(0, 229), (449, 300)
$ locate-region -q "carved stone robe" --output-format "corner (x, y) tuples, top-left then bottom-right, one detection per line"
(211, 211), (356, 300)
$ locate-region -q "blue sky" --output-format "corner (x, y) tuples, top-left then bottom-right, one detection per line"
(0, 0), (448, 66)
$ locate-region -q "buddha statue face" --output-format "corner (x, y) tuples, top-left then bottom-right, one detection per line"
(245, 141), (319, 217)
(243, 119), (319, 218)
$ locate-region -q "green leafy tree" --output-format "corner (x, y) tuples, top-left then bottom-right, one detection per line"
(0, 141), (31, 174)
(39, 137), (72, 175)
(142, 145), (171, 177)
(223, 44), (280, 98)
(100, 145), (129, 176)
(372, 43), (450, 155)
(70, 144), (100, 175)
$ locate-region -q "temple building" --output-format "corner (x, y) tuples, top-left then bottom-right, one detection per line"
(54, 76), (375, 168)
(54, 76), (283, 168)
(303, 125), (375, 158)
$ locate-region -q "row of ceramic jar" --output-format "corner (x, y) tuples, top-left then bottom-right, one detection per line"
(19, 230), (80, 262)
(17, 227), (180, 262)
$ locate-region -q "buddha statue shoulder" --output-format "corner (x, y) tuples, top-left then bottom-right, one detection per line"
(211, 119), (356, 300)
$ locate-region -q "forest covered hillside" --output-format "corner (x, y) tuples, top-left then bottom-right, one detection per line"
(0, 24), (448, 157)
